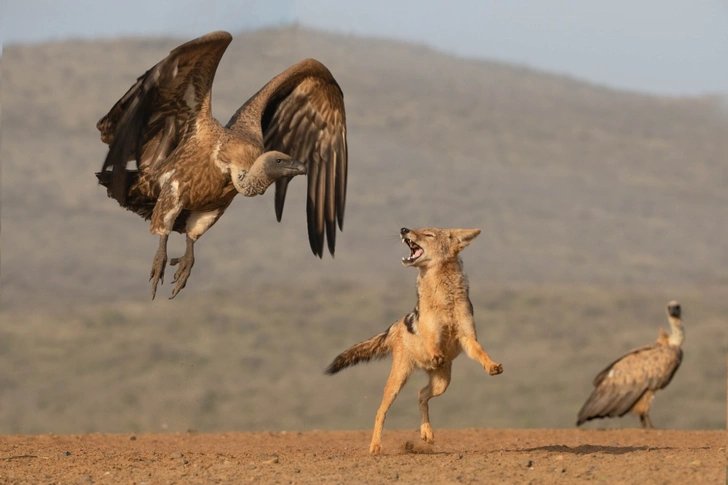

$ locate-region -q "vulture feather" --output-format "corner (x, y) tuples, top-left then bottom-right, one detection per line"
(96, 31), (348, 299)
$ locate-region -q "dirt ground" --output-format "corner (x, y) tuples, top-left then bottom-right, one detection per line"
(1, 429), (724, 484)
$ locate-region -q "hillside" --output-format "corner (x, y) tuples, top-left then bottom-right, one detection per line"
(0, 27), (725, 433)
(3, 27), (728, 305)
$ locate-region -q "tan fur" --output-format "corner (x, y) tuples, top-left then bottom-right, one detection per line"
(326, 227), (503, 454)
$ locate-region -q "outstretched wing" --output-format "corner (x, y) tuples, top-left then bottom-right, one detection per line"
(97, 31), (233, 204)
(577, 344), (682, 424)
(226, 59), (347, 258)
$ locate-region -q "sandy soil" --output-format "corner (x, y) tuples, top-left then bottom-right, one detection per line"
(1, 429), (724, 484)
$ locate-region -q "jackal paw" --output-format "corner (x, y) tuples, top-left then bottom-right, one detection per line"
(369, 441), (382, 455)
(420, 424), (434, 444)
(430, 352), (446, 369)
(486, 362), (503, 375)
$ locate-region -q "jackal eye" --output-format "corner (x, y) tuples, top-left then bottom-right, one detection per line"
(424, 233), (435, 238)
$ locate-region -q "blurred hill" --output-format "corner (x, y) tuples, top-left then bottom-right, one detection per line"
(1, 27), (725, 433)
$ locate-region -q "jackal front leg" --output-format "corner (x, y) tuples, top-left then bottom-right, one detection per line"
(419, 363), (451, 444)
(426, 345), (446, 369)
(370, 353), (413, 454)
(420, 327), (445, 369)
(460, 336), (503, 375)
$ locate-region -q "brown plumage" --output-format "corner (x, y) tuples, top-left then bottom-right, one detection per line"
(576, 301), (684, 429)
(96, 31), (348, 299)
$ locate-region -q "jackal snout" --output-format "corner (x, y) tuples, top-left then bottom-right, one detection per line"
(400, 227), (481, 267)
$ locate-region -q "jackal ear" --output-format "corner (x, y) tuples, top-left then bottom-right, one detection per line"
(452, 229), (481, 248)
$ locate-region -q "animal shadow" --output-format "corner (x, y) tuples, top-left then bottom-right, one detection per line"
(512, 444), (675, 456)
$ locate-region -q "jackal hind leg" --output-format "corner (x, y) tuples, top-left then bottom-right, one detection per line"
(419, 362), (452, 444)
(370, 353), (413, 455)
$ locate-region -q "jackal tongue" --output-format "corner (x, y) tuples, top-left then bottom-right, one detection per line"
(402, 241), (423, 262)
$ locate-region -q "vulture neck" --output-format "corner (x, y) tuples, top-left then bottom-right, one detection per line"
(667, 315), (684, 347)
(234, 156), (275, 197)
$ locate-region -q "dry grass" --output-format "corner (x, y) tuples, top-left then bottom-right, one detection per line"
(1, 27), (725, 434)
(0, 283), (724, 434)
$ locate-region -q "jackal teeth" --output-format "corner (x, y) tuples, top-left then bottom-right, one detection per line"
(401, 236), (423, 263)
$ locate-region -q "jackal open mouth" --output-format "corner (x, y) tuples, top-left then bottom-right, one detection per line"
(402, 237), (424, 264)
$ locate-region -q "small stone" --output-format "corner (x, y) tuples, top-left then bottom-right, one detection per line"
(393, 472), (399, 480)
(64, 451), (71, 456)
(554, 455), (564, 461)
(129, 436), (137, 441)
(80, 476), (92, 483)
(294, 469), (300, 473)
(690, 460), (701, 467)
(457, 454), (463, 460)
(170, 453), (183, 459)
(521, 459), (533, 468)
(246, 464), (257, 470)
(263, 457), (279, 464)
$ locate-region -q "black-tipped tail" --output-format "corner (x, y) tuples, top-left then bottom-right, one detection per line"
(325, 328), (392, 375)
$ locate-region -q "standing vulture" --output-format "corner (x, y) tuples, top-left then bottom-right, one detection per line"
(576, 301), (684, 429)
(96, 31), (347, 299)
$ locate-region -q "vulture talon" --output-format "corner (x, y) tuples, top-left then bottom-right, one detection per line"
(168, 236), (196, 299)
(95, 31), (348, 299)
(149, 235), (169, 300)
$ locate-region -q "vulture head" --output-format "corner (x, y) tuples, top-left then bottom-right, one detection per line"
(666, 300), (681, 319)
(665, 300), (685, 347)
(233, 151), (307, 196)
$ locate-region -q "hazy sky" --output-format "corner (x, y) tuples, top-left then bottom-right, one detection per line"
(2, 0), (726, 96)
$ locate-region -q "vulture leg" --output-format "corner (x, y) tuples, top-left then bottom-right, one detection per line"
(149, 234), (169, 300)
(640, 414), (654, 429)
(169, 235), (195, 299)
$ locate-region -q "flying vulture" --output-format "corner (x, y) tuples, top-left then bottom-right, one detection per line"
(96, 31), (347, 299)
(576, 301), (684, 429)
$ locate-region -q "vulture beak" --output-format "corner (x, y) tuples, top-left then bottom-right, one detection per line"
(291, 159), (307, 175)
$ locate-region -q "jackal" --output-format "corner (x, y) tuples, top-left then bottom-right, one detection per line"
(326, 227), (503, 454)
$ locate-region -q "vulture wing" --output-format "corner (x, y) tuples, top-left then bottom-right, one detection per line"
(577, 344), (683, 425)
(226, 58), (348, 258)
(97, 31), (233, 204)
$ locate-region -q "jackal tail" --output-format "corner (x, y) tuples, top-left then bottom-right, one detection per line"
(325, 327), (392, 375)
